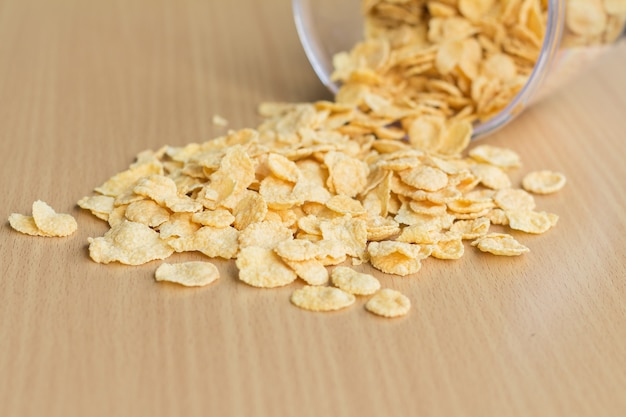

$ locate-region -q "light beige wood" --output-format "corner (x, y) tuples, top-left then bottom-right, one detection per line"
(1, 0), (625, 416)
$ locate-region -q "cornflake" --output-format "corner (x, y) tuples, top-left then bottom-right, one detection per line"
(77, 195), (115, 221)
(155, 261), (220, 287)
(10, 200), (78, 237)
(8, 213), (51, 237)
(275, 239), (322, 261)
(125, 200), (170, 227)
(522, 170), (567, 194)
(212, 114), (228, 127)
(431, 235), (465, 259)
(471, 233), (530, 256)
(88, 220), (174, 265)
(368, 241), (431, 276)
(331, 266), (381, 295)
(365, 289), (411, 318)
(290, 285), (356, 312)
(507, 210), (558, 234)
(283, 258), (329, 285)
(469, 145), (521, 168)
(236, 246), (297, 288)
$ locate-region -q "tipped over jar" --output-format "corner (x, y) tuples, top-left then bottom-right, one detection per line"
(293, 0), (626, 138)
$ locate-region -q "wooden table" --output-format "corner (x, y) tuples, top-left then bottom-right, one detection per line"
(1, 0), (625, 416)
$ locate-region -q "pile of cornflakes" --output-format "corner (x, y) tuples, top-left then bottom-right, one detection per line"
(70, 97), (564, 317)
(10, 0), (582, 318)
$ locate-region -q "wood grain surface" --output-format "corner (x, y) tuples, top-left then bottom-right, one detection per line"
(1, 0), (625, 416)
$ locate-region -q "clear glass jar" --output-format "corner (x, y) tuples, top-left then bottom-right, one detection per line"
(293, 0), (626, 138)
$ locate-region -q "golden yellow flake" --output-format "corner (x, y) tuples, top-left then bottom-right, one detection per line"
(77, 195), (115, 221)
(31, 200), (77, 237)
(469, 145), (521, 168)
(125, 200), (170, 228)
(522, 170), (567, 194)
(471, 233), (529, 256)
(236, 246), (297, 288)
(238, 220), (293, 250)
(283, 258), (329, 286)
(191, 209), (235, 228)
(365, 289), (411, 318)
(155, 261), (220, 287)
(431, 235), (465, 259)
(493, 188), (536, 211)
(8, 213), (50, 236)
(290, 285), (356, 312)
(507, 210), (558, 234)
(88, 220), (174, 265)
(368, 241), (431, 276)
(331, 266), (381, 295)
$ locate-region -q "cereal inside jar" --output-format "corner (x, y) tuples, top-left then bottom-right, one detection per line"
(293, 0), (626, 138)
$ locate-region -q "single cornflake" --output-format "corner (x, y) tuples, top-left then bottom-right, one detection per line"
(267, 153), (301, 183)
(325, 195), (367, 216)
(493, 188), (536, 211)
(365, 289), (411, 318)
(507, 210), (558, 234)
(368, 241), (431, 276)
(88, 220), (174, 265)
(94, 159), (162, 197)
(236, 246), (297, 288)
(202, 145), (256, 209)
(431, 235), (465, 259)
(8, 213), (50, 236)
(31, 200), (78, 237)
(315, 239), (349, 266)
(232, 190), (268, 230)
(469, 145), (521, 168)
(290, 285), (355, 312)
(320, 216), (368, 260)
(133, 174), (177, 205)
(471, 233), (529, 256)
(192, 209), (235, 228)
(292, 159), (332, 204)
(481, 54), (517, 81)
(212, 114), (228, 127)
(365, 215), (401, 241)
(485, 208), (509, 225)
(447, 198), (495, 214)
(408, 199), (448, 216)
(125, 200), (170, 227)
(155, 261), (220, 287)
(566, 0), (608, 36)
(275, 239), (322, 261)
(438, 120), (472, 155)
(522, 170), (567, 194)
(449, 217), (491, 239)
(159, 212), (200, 239)
(470, 163), (512, 189)
(331, 266), (381, 296)
(238, 220), (293, 250)
(283, 258), (329, 286)
(108, 205), (128, 227)
(324, 151), (369, 197)
(398, 165), (449, 191)
(77, 195), (115, 221)
(259, 176), (301, 210)
(193, 226), (240, 259)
